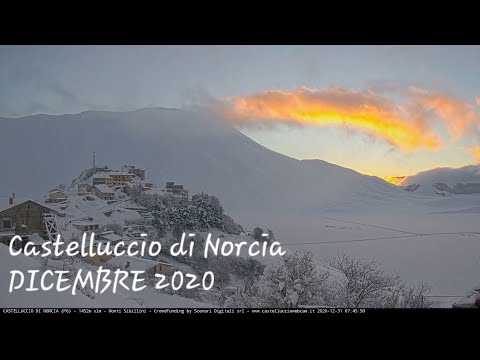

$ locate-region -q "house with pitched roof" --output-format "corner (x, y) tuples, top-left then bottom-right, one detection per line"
(0, 194), (60, 247)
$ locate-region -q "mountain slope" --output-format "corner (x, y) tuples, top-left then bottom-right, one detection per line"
(0, 107), (404, 215)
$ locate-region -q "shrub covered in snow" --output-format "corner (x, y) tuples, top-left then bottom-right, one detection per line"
(134, 189), (243, 235)
(256, 251), (329, 308)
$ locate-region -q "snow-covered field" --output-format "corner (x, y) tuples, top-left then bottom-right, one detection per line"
(236, 192), (480, 298)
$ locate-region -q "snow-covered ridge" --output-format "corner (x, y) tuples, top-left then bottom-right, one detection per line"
(401, 164), (480, 196)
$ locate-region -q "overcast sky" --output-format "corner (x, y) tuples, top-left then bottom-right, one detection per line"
(1, 45), (479, 177)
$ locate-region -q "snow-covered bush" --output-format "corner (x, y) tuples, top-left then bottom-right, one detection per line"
(257, 251), (329, 308)
(191, 193), (224, 230)
(222, 214), (243, 235)
(223, 290), (267, 308)
(137, 190), (243, 235)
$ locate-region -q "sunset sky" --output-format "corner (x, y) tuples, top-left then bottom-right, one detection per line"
(1, 45), (479, 178)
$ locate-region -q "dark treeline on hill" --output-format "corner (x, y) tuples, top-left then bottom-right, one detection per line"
(129, 186), (244, 237)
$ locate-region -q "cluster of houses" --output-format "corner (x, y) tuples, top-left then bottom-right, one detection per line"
(77, 165), (189, 202)
(45, 164), (189, 205)
(0, 162), (196, 277)
(165, 182), (189, 198)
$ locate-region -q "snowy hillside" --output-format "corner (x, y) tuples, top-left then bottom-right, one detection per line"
(401, 165), (480, 196)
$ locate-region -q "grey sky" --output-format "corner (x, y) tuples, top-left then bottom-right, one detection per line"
(1, 45), (479, 176)
(2, 45), (479, 116)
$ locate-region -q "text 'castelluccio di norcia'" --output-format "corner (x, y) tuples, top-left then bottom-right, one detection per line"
(7, 232), (286, 295)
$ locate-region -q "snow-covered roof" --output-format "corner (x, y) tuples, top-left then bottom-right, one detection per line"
(130, 178), (153, 186)
(109, 172), (133, 177)
(105, 256), (170, 272)
(27, 233), (45, 246)
(95, 184), (115, 194)
(93, 174), (109, 179)
(123, 204), (148, 211)
(49, 188), (66, 194)
(73, 220), (99, 227)
(0, 197), (60, 214)
(144, 188), (166, 196)
(98, 232), (123, 242)
(91, 240), (111, 247)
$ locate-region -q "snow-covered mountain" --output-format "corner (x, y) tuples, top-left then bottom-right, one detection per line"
(401, 165), (480, 196)
(0, 107), (403, 215)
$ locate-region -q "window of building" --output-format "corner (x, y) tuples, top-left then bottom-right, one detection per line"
(3, 219), (12, 229)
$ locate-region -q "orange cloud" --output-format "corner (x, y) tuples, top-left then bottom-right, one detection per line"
(467, 146), (480, 163)
(409, 87), (476, 141)
(221, 87), (479, 153)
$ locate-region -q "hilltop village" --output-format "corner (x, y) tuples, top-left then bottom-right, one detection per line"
(0, 162), (194, 274)
(0, 158), (276, 307)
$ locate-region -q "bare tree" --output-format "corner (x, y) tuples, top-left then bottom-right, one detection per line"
(398, 282), (438, 308)
(326, 254), (402, 308)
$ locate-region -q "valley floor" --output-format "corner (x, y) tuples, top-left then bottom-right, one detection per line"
(235, 193), (480, 302)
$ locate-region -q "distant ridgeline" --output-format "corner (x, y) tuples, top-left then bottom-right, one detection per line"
(400, 165), (480, 195)
(403, 181), (480, 195)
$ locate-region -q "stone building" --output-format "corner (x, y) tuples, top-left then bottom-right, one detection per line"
(0, 195), (59, 246)
(94, 184), (115, 200)
(105, 172), (133, 187)
(48, 188), (68, 203)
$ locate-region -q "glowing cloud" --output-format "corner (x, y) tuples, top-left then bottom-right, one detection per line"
(467, 146), (480, 163)
(221, 87), (479, 153)
(410, 87), (476, 141)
